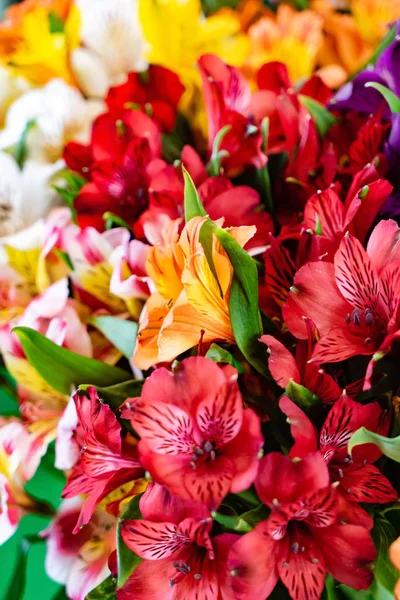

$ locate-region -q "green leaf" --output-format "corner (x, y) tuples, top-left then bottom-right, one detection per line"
(208, 124), (231, 176)
(117, 493), (144, 588)
(13, 327), (131, 396)
(214, 229), (269, 377)
(201, 0), (239, 15)
(15, 120), (36, 167)
(5, 535), (42, 600)
(52, 587), (70, 600)
(299, 95), (337, 137)
(103, 212), (134, 234)
(205, 342), (243, 373)
(25, 441), (65, 511)
(234, 503), (270, 532)
(337, 585), (373, 600)
(285, 380), (321, 411)
(89, 316), (138, 360)
(183, 166), (207, 221)
(0, 365), (19, 416)
(86, 575), (117, 599)
(53, 249), (74, 271)
(350, 25), (397, 80)
(348, 427), (400, 462)
(212, 511), (238, 530)
(88, 379), (144, 411)
(371, 515), (400, 595)
(365, 82), (400, 114)
(48, 11), (64, 33)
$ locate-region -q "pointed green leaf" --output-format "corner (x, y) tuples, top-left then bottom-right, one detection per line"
(371, 515), (400, 595)
(117, 493), (144, 588)
(365, 82), (400, 114)
(183, 166), (207, 221)
(82, 379), (143, 411)
(234, 503), (270, 531)
(5, 535), (42, 600)
(214, 229), (269, 377)
(15, 120), (36, 167)
(89, 316), (138, 360)
(299, 95), (337, 137)
(86, 575), (117, 599)
(348, 427), (400, 462)
(12, 327), (131, 396)
(205, 343), (243, 373)
(285, 380), (321, 411)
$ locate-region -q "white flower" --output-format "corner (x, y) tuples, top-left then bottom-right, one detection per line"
(0, 78), (105, 162)
(0, 151), (64, 249)
(71, 0), (147, 98)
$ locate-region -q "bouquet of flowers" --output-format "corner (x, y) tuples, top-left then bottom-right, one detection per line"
(1, 1), (400, 599)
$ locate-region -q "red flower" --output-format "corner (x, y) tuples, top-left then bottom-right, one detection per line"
(280, 394), (397, 505)
(118, 482), (238, 600)
(68, 111), (163, 233)
(122, 357), (263, 509)
(284, 219), (400, 364)
(229, 452), (376, 600)
(106, 66), (185, 132)
(261, 318), (342, 404)
(139, 150), (273, 250)
(302, 164), (392, 260)
(199, 54), (266, 176)
(62, 387), (144, 532)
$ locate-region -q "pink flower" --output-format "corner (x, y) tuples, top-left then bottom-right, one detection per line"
(123, 357), (263, 509)
(229, 452), (376, 600)
(280, 394), (397, 505)
(44, 498), (116, 600)
(62, 387), (145, 532)
(284, 219), (400, 365)
(118, 482), (238, 600)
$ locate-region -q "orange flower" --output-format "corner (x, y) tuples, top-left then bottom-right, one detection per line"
(313, 0), (400, 85)
(246, 3), (323, 83)
(133, 217), (255, 369)
(390, 537), (400, 600)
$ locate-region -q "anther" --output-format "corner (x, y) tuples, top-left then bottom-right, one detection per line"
(291, 543), (299, 553)
(204, 441), (213, 453)
(351, 308), (361, 326)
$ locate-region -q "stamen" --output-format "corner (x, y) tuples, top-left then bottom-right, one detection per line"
(351, 308), (361, 326)
(365, 308), (373, 326)
(194, 574), (202, 580)
(291, 543), (299, 553)
(210, 450), (216, 460)
(204, 441), (213, 453)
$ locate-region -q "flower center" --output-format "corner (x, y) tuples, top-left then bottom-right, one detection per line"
(189, 441), (217, 470)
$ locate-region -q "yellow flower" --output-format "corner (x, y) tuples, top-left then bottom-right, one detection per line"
(139, 0), (250, 136)
(351, 0), (400, 45)
(133, 216), (255, 369)
(0, 3), (80, 85)
(246, 3), (323, 83)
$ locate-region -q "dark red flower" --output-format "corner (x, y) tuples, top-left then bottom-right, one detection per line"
(229, 452), (376, 600)
(71, 111), (163, 233)
(106, 66), (185, 132)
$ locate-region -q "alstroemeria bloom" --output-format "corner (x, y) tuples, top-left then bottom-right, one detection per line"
(139, 147), (273, 250)
(284, 219), (400, 364)
(261, 320), (343, 405)
(123, 357), (263, 509)
(199, 54), (266, 176)
(138, 0), (250, 135)
(0, 279), (92, 462)
(0, 79), (104, 162)
(44, 498), (116, 600)
(119, 481), (238, 600)
(133, 216), (255, 369)
(0, 419), (41, 544)
(229, 452), (376, 600)
(106, 65), (185, 132)
(68, 226), (150, 318)
(246, 3), (323, 83)
(69, 111), (162, 232)
(0, 1), (79, 85)
(63, 386), (145, 532)
(302, 167), (393, 261)
(280, 395), (397, 505)
(71, 0), (146, 98)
